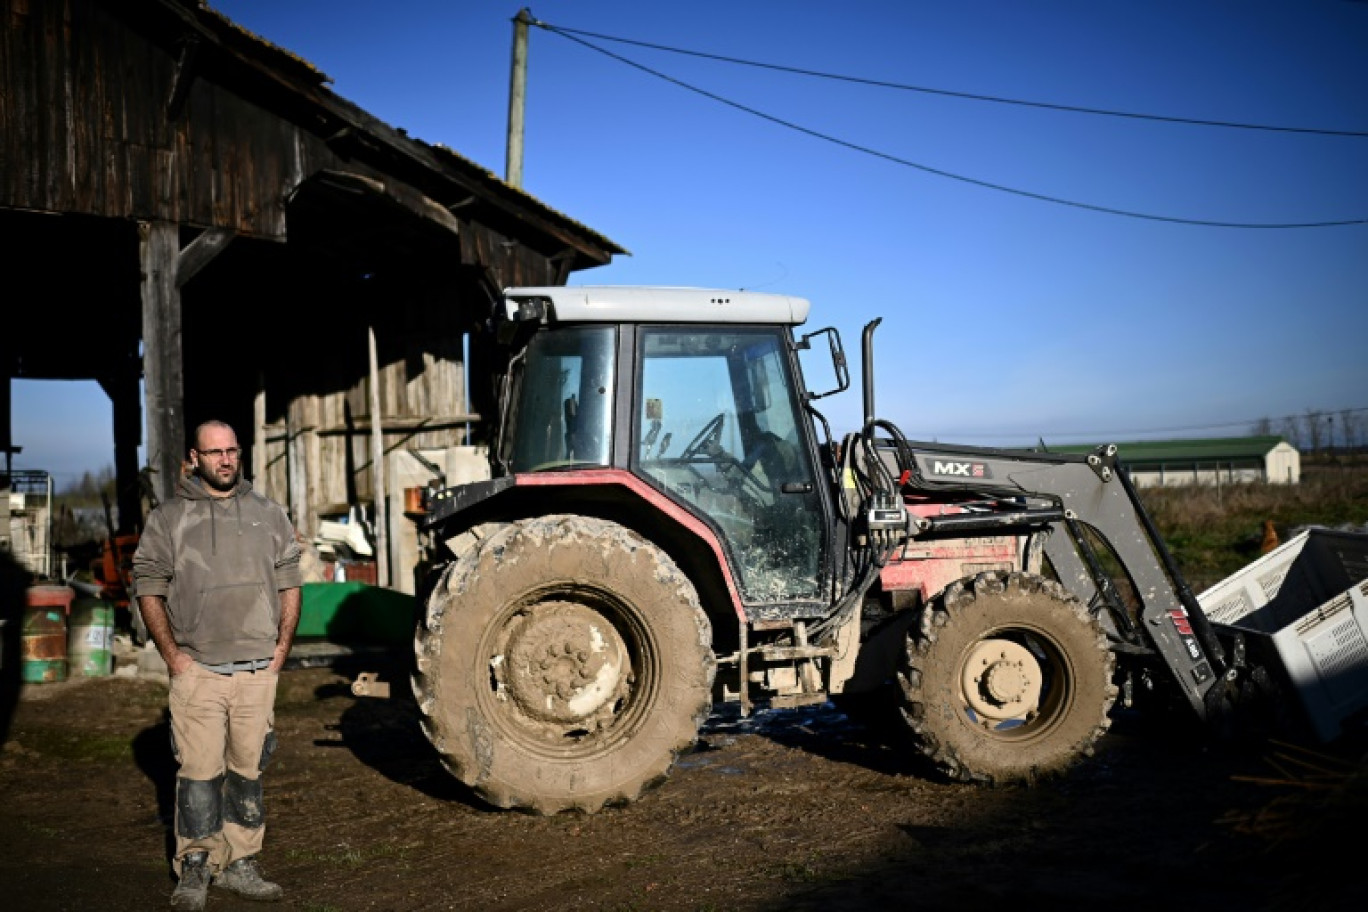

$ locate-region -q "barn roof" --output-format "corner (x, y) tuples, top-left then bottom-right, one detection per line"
(1049, 436), (1293, 465)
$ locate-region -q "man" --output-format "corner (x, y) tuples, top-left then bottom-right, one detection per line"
(133, 420), (302, 911)
(0, 548), (26, 746)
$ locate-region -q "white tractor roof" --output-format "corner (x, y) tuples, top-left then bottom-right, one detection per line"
(503, 285), (811, 326)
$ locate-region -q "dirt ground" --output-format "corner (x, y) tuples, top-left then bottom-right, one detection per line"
(1, 652), (1362, 912)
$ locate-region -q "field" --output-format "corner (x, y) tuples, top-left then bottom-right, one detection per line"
(1140, 459), (1368, 590)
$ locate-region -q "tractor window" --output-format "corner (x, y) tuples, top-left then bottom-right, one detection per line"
(506, 326), (616, 472)
(636, 328), (823, 603)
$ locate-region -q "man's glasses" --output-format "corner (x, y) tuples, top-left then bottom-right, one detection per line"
(199, 447), (241, 461)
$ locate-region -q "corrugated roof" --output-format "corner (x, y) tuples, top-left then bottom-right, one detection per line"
(1048, 436), (1292, 464)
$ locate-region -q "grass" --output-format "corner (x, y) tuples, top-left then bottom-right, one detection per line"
(622, 852), (669, 870)
(12, 730), (133, 763)
(1136, 460), (1368, 591)
(18, 820), (63, 840)
(764, 856), (845, 884)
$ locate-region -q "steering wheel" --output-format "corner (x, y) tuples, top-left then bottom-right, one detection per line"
(680, 412), (727, 460)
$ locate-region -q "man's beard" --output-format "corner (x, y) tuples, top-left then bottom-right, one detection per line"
(199, 464), (240, 493)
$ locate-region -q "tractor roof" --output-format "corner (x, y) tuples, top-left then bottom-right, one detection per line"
(503, 286), (811, 326)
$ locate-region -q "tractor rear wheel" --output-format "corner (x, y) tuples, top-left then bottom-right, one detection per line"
(412, 515), (715, 814)
(898, 572), (1116, 784)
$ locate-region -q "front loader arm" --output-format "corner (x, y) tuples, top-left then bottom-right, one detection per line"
(878, 440), (1229, 719)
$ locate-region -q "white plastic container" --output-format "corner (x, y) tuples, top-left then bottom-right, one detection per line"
(1199, 529), (1368, 742)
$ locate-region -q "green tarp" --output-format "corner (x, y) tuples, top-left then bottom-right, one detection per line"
(299, 582), (416, 647)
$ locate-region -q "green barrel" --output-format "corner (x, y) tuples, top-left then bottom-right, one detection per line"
(68, 598), (116, 677)
(22, 606), (68, 683)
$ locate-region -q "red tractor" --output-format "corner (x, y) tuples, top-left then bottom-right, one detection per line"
(410, 286), (1306, 814)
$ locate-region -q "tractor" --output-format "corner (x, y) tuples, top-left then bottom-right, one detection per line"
(408, 286), (1323, 814)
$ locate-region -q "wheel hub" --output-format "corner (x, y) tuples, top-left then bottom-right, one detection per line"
(961, 638), (1043, 725)
(501, 601), (630, 727)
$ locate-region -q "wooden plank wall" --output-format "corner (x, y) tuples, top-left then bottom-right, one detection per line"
(0, 0), (331, 237)
(254, 275), (479, 539)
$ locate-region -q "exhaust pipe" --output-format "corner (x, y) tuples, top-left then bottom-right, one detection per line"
(862, 318), (881, 425)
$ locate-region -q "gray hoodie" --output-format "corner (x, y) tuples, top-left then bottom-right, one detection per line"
(132, 474), (302, 666)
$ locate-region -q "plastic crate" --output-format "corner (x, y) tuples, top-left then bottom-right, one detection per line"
(1198, 529), (1368, 742)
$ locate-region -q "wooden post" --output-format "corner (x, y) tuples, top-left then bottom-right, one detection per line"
(368, 326), (389, 587)
(139, 221), (184, 508)
(99, 370), (143, 533)
(0, 373), (11, 477)
(285, 402), (311, 535)
(252, 375), (266, 490)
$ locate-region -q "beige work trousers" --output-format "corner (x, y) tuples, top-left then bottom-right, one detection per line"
(168, 662), (278, 874)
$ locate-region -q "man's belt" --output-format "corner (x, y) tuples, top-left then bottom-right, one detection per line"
(201, 658), (273, 674)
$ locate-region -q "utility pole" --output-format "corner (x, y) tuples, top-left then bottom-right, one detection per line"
(505, 8), (533, 188)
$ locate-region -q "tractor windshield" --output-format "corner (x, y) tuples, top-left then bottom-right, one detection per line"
(505, 325), (617, 472)
(635, 328), (824, 604)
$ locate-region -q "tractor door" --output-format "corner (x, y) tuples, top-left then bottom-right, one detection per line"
(633, 327), (827, 605)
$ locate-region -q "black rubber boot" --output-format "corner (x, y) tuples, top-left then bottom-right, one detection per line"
(213, 855), (283, 902)
(170, 851), (210, 911)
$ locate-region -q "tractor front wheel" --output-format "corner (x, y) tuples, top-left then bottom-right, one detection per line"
(898, 572), (1116, 784)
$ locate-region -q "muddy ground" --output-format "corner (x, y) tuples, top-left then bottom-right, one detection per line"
(1, 652), (1362, 912)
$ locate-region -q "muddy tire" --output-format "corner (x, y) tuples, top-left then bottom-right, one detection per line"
(412, 515), (715, 814)
(898, 572), (1116, 784)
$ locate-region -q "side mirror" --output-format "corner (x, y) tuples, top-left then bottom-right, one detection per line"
(795, 327), (850, 400)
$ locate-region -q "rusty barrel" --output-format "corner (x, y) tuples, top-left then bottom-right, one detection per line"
(22, 585), (74, 683)
(68, 597), (115, 677)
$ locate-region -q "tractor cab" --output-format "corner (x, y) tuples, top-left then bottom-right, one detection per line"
(494, 286), (844, 608)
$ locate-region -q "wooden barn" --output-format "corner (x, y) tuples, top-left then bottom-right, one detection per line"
(0, 0), (624, 591)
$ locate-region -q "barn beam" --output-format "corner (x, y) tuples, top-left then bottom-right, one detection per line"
(166, 36), (201, 120)
(98, 370), (143, 534)
(140, 221), (183, 508)
(0, 373), (11, 479)
(309, 170), (462, 238)
(177, 227), (233, 287)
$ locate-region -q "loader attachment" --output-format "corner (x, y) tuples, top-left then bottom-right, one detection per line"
(1198, 528), (1368, 742)
(868, 437), (1232, 720)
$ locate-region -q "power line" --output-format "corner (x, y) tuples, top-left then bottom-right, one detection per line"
(537, 21), (1368, 140)
(534, 21), (1368, 229)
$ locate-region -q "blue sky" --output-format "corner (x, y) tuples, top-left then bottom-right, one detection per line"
(12, 0), (1367, 485)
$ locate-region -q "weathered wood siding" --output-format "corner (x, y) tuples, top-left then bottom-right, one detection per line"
(1, 0), (346, 236)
